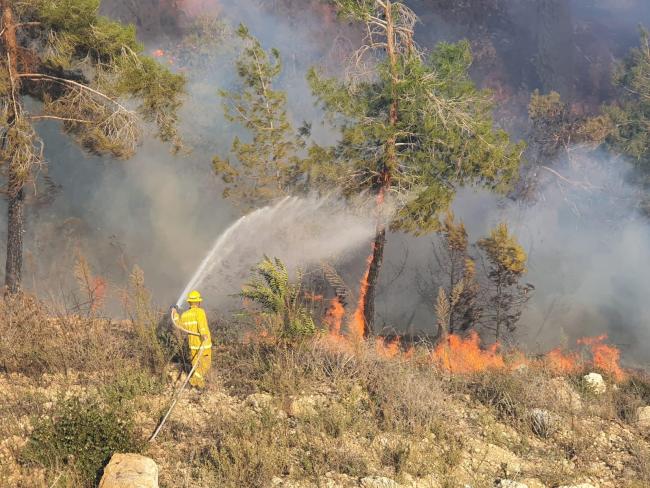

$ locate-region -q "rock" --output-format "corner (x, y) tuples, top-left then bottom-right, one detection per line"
(245, 392), (274, 411)
(520, 479), (546, 488)
(288, 395), (326, 418)
(528, 408), (556, 438)
(583, 373), (606, 394)
(557, 485), (596, 488)
(98, 453), (158, 488)
(636, 405), (650, 430)
(360, 476), (399, 488)
(495, 480), (528, 488)
(549, 377), (582, 410)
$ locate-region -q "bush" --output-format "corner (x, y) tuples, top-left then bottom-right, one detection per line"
(22, 396), (143, 485)
(0, 288), (177, 378)
(200, 411), (292, 487)
(0, 294), (127, 375)
(100, 369), (163, 405)
(240, 257), (316, 339)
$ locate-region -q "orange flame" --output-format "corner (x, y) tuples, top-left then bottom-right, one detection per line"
(348, 251), (373, 340)
(304, 292), (324, 302)
(577, 334), (625, 381)
(376, 337), (400, 358)
(324, 298), (345, 336)
(90, 276), (106, 312)
(545, 347), (581, 375)
(431, 332), (505, 373)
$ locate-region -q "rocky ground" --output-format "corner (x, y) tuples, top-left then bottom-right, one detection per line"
(1, 340), (650, 488)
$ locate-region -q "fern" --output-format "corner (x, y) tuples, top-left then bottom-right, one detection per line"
(242, 257), (315, 338)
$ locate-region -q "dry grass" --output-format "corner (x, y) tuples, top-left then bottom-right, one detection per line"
(2, 299), (650, 487)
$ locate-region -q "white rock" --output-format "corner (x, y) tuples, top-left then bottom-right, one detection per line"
(360, 477), (399, 488)
(636, 405), (650, 430)
(495, 481), (528, 488)
(583, 373), (606, 394)
(98, 453), (158, 488)
(557, 484), (596, 488)
(245, 392), (274, 411)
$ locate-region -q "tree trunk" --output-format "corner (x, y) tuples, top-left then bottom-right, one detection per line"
(1, 1), (23, 294)
(5, 186), (24, 293)
(362, 226), (386, 336)
(361, 1), (399, 335)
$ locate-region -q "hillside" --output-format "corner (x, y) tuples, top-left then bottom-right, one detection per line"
(1, 300), (649, 488)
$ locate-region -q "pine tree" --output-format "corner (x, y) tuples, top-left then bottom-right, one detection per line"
(308, 0), (524, 336)
(604, 27), (650, 169)
(0, 0), (185, 293)
(435, 211), (480, 338)
(476, 223), (532, 342)
(213, 25), (306, 209)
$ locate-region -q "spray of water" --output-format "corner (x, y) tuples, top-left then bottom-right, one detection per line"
(175, 195), (375, 309)
(176, 197), (293, 306)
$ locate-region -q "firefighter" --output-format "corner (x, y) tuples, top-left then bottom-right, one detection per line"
(176, 290), (212, 388)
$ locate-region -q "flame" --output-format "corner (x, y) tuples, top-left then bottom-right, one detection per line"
(431, 332), (505, 373)
(376, 337), (400, 358)
(90, 276), (106, 312)
(324, 298), (345, 336)
(577, 334), (625, 381)
(304, 292), (324, 302)
(545, 347), (581, 375)
(348, 251), (373, 340)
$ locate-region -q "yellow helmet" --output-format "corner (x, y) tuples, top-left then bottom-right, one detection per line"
(186, 290), (203, 303)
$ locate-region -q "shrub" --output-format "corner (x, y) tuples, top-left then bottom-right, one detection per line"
(100, 369), (163, 405)
(240, 257), (316, 339)
(0, 294), (127, 376)
(200, 411), (292, 487)
(22, 396), (143, 485)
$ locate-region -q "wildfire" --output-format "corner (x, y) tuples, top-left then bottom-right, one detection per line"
(432, 332), (505, 373)
(577, 334), (625, 381)
(348, 251), (374, 340)
(324, 298), (345, 336)
(376, 336), (401, 358)
(545, 347), (581, 375)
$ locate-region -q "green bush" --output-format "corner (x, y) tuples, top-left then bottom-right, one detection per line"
(22, 396), (143, 485)
(101, 369), (163, 405)
(241, 257), (316, 339)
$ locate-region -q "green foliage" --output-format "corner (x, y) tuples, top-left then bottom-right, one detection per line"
(241, 256), (316, 338)
(213, 25), (306, 208)
(477, 223), (532, 341)
(101, 369), (163, 405)
(22, 396), (143, 485)
(308, 32), (524, 234)
(604, 27), (650, 167)
(3, 0), (185, 172)
(528, 90), (611, 163)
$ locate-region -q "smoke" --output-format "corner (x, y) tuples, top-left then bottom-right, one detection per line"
(6, 0), (650, 363)
(179, 196), (376, 311)
(375, 149), (650, 365)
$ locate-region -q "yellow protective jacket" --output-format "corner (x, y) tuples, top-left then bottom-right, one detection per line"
(180, 307), (212, 351)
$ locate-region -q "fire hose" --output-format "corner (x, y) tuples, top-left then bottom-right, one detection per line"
(148, 308), (206, 443)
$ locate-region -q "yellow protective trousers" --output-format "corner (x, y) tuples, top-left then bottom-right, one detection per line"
(181, 306), (212, 388)
(189, 347), (211, 388)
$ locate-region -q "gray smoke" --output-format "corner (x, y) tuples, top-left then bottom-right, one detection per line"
(375, 149), (650, 365)
(7, 0), (650, 364)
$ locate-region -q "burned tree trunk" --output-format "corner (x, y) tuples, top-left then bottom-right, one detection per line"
(1, 0), (24, 294)
(362, 227), (386, 336)
(361, 1), (399, 336)
(5, 186), (24, 294)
